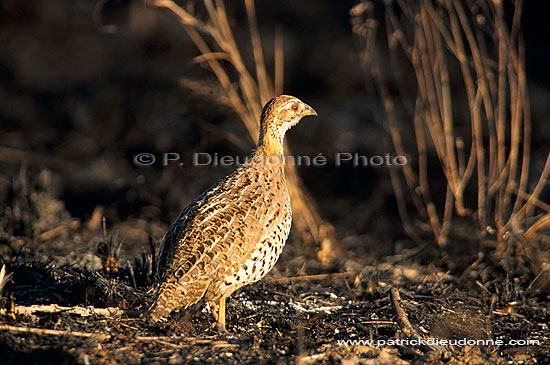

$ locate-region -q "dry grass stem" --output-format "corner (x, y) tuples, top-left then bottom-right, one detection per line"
(150, 0), (342, 262)
(352, 0), (550, 248)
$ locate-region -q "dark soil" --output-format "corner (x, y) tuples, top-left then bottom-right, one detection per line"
(1, 0), (549, 364)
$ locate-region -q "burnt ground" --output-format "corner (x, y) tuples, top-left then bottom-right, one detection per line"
(0, 235), (549, 364)
(1, 173), (548, 364)
(1, 0), (550, 364)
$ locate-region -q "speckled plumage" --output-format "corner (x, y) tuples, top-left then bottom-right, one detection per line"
(149, 95), (317, 331)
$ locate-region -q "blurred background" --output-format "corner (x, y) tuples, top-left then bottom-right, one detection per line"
(1, 0), (549, 270)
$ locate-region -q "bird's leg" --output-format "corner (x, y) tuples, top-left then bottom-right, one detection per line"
(208, 298), (228, 333)
(217, 297), (227, 333)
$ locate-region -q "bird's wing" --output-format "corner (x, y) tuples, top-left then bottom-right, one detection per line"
(155, 196), (196, 282)
(156, 164), (269, 287)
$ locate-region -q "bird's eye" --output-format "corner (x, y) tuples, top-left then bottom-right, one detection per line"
(292, 104), (298, 111)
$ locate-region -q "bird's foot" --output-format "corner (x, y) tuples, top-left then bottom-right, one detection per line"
(213, 321), (230, 334)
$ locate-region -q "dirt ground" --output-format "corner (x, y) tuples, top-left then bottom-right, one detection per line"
(1, 0), (549, 364)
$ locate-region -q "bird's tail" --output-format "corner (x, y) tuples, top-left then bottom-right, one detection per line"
(148, 279), (208, 323)
(148, 281), (182, 323)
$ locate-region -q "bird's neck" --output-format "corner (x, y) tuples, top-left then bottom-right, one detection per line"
(258, 138), (284, 157)
(257, 128), (284, 157)
(250, 135), (287, 171)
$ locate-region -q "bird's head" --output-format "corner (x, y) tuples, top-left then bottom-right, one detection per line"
(257, 95), (317, 155)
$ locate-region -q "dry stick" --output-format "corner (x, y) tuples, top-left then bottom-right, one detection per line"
(387, 161), (423, 243)
(137, 336), (235, 347)
(426, 6), (477, 214)
(192, 52), (231, 64)
(377, 1), (540, 243)
(244, 0), (273, 103)
(362, 320), (396, 325)
(440, 186), (454, 246)
(413, 21), (443, 241)
(447, 0), (482, 219)
(365, 28), (422, 238)
(0, 325), (111, 341)
(0, 325), (235, 347)
(286, 160), (343, 263)
(1, 304), (123, 318)
(453, 1), (493, 230)
(512, 37), (531, 220)
(503, 44), (522, 227)
(427, 5), (460, 198)
(411, 96), (443, 240)
(274, 26), (284, 96)
(164, 0), (264, 140)
(430, 8), (456, 244)
(382, 6), (428, 220)
(416, 16), (447, 183)
(356, 5), (426, 241)
(472, 89), (487, 230)
(236, 5), (327, 255)
(361, 4), (427, 242)
(413, 98), (433, 223)
(511, 153), (550, 223)
(183, 113), (250, 151)
(472, 13), (497, 205)
(511, 0), (524, 43)
(494, 0), (508, 231)
(267, 272), (356, 283)
(377, 5), (428, 225)
(511, 186), (550, 213)
(380, 7), (418, 190)
(390, 288), (420, 340)
(155, 0), (258, 139)
(390, 288), (444, 358)
(212, 0), (263, 121)
(386, 10), (415, 117)
(486, 294), (497, 341)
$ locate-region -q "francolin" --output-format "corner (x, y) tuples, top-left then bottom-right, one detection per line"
(149, 95), (317, 332)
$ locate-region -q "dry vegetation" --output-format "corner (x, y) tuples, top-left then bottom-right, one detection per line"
(0, 0), (549, 363)
(352, 0), (550, 285)
(150, 0), (343, 264)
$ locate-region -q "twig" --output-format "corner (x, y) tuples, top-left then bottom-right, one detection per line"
(486, 294), (496, 341)
(297, 352), (327, 365)
(267, 272), (356, 283)
(362, 320), (397, 325)
(0, 324), (111, 340)
(0, 304), (123, 318)
(0, 324), (238, 347)
(355, 0), (542, 248)
(136, 336), (236, 347)
(390, 288), (445, 360)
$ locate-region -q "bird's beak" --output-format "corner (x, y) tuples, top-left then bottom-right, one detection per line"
(302, 104), (318, 117)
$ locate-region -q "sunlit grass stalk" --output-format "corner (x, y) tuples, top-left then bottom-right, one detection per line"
(352, 0), (550, 246)
(150, 0), (342, 262)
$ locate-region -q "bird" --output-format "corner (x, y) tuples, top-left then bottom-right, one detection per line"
(148, 95), (317, 332)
